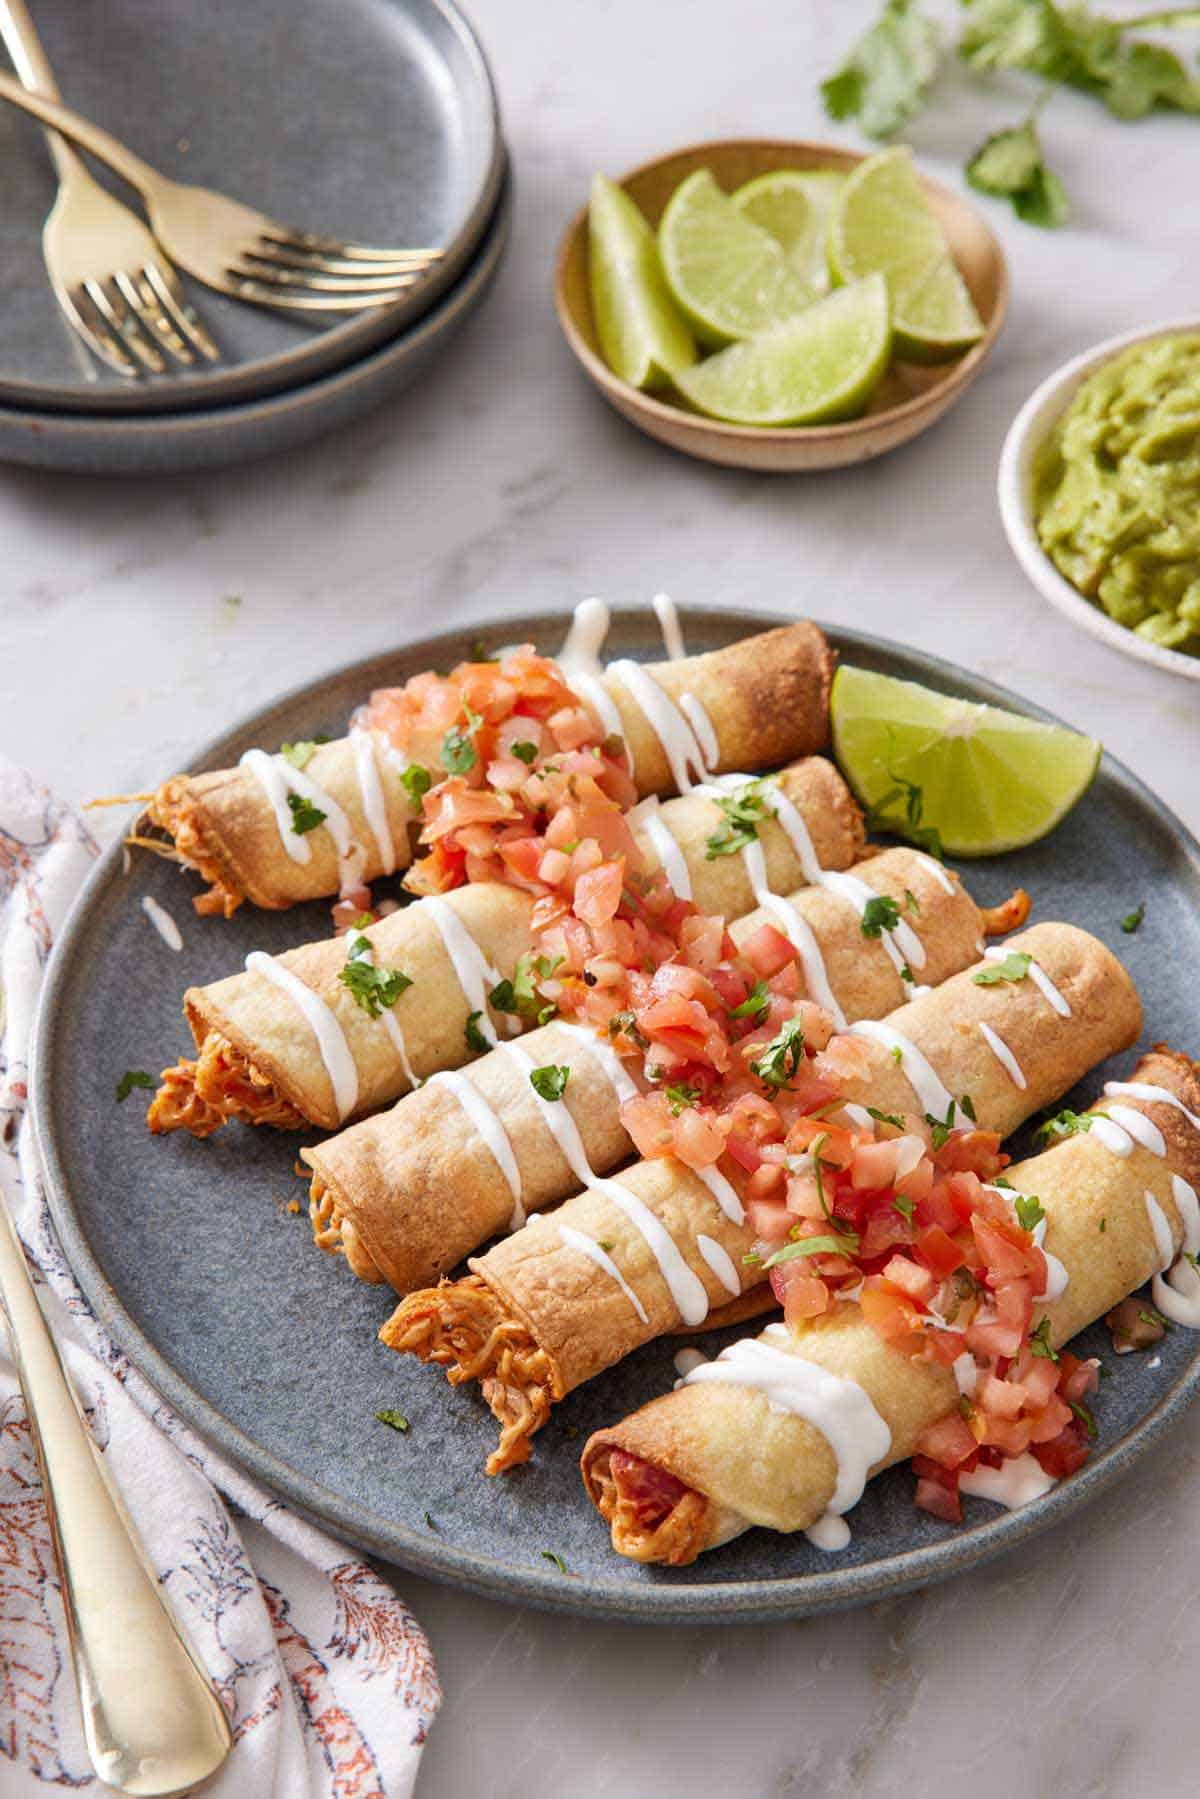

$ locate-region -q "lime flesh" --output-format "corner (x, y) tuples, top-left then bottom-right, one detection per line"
(658, 168), (816, 348)
(588, 175), (697, 390)
(733, 169), (845, 298)
(673, 274), (891, 427)
(830, 666), (1101, 857)
(829, 148), (984, 363)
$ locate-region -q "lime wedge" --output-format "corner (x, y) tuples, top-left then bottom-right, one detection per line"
(733, 169), (845, 298)
(830, 666), (1101, 857)
(588, 175), (697, 391)
(829, 148), (984, 363)
(673, 274), (890, 428)
(658, 169), (816, 347)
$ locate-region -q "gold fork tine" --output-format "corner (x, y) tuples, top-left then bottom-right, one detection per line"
(84, 277), (167, 372)
(261, 228), (444, 265)
(230, 257), (422, 295)
(115, 268), (195, 365)
(58, 282), (140, 376)
(224, 281), (405, 313)
(251, 239), (438, 278)
(143, 262), (220, 362)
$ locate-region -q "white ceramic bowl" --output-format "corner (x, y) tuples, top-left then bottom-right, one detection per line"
(997, 317), (1200, 684)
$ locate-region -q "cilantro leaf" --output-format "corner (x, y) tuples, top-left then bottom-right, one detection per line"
(893, 1194), (916, 1222)
(1121, 902), (1145, 934)
(1014, 1192), (1046, 1231)
(400, 763), (432, 807)
(375, 1409), (410, 1432)
(1069, 1398), (1098, 1438)
(966, 117), (1068, 227)
(1029, 1315), (1059, 1361)
(115, 1069), (155, 1103)
(821, 0), (942, 139)
(868, 1105), (907, 1129)
(441, 702), (483, 776)
(750, 1015), (807, 1090)
(925, 1099), (959, 1150)
(1037, 1107), (1093, 1141)
(280, 735), (329, 770)
(729, 978), (771, 1022)
(763, 1231), (859, 1269)
(489, 953), (553, 1021)
(860, 894), (901, 939)
(972, 950), (1033, 986)
(510, 740), (538, 765)
(339, 935), (413, 1018)
(705, 779), (774, 860)
(464, 1011), (492, 1052)
(960, 1093), (977, 1123)
(958, 0), (1200, 119)
(662, 1082), (701, 1115)
(540, 1550), (568, 1574)
(530, 1063), (570, 1102)
(286, 791), (326, 835)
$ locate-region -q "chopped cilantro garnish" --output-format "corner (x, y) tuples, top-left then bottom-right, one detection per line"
(1029, 1316), (1058, 1362)
(464, 1011), (491, 1053)
(705, 779), (773, 860)
(1100, 1217), (1108, 1233)
(510, 740), (538, 765)
(530, 1063), (570, 1102)
(596, 1240), (615, 1253)
(966, 115), (1068, 230)
(750, 1015), (806, 1090)
(860, 894), (901, 939)
(1069, 1399), (1098, 1439)
(489, 954), (551, 1020)
(424, 1511), (438, 1530)
(1014, 1192), (1045, 1232)
(540, 1550), (568, 1574)
(441, 702), (483, 776)
(339, 935), (412, 1018)
(867, 1105), (906, 1129)
(1140, 1307), (1172, 1333)
(891, 1044), (904, 1065)
(534, 953), (564, 979)
(286, 791), (326, 835)
(893, 1195), (916, 1222)
(1037, 1108), (1093, 1141)
(959, 1093), (977, 1123)
(729, 979), (771, 1022)
(1121, 903), (1145, 934)
(663, 1082), (701, 1115)
(400, 763), (432, 807)
(925, 1099), (959, 1150)
(904, 888), (920, 915)
(972, 951), (1031, 987)
(115, 1069), (155, 1103)
(375, 1409), (409, 1433)
(820, 0), (940, 138)
(763, 1231), (858, 1269)
(608, 1009), (648, 1047)
(280, 735), (329, 770)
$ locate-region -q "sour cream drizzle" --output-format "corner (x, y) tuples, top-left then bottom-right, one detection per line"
(694, 1163), (746, 1226)
(1105, 1081), (1200, 1135)
(1105, 1104), (1166, 1158)
(501, 1039), (711, 1326)
(559, 1225), (650, 1322)
(696, 1234), (741, 1297)
(350, 730), (396, 875)
(141, 895), (182, 951)
(959, 1453), (1056, 1509)
(244, 950), (358, 1121)
(978, 1021), (1027, 1091)
(849, 1020), (955, 1118)
(343, 934), (419, 1088)
(982, 945), (1071, 1017)
(422, 894), (516, 1049)
(681, 1323), (891, 1548)
(428, 1069), (524, 1228)
(673, 1346), (709, 1380)
(638, 803), (694, 901)
(1144, 1191), (1176, 1272)
(240, 747), (362, 890)
(915, 853), (956, 895)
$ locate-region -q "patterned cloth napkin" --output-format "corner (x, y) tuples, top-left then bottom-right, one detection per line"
(0, 758), (440, 1797)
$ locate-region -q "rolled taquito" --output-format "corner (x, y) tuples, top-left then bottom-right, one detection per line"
(142, 621), (834, 916)
(382, 923), (1141, 1472)
(149, 757), (861, 1139)
(307, 845), (987, 1290)
(580, 1046), (1200, 1565)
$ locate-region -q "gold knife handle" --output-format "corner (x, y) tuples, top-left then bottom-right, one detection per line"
(0, 1198), (231, 1796)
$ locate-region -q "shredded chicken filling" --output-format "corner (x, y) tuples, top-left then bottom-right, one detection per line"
(381, 1275), (555, 1474)
(147, 1031), (304, 1136)
(139, 779), (245, 918)
(308, 1175), (386, 1284)
(591, 1451), (713, 1567)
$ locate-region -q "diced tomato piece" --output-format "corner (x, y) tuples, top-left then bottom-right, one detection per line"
(1032, 1418), (1091, 1478)
(860, 1283), (925, 1351)
(976, 1413), (1033, 1455)
(972, 1214), (1042, 1285)
(916, 1410), (979, 1469)
(771, 1261), (830, 1323)
(850, 1139), (900, 1190)
(912, 1225), (965, 1280)
(1027, 1394), (1073, 1443)
(621, 1093), (677, 1160)
(915, 1476), (963, 1524)
(977, 1372), (1025, 1419)
(739, 923), (797, 979)
(859, 1210), (914, 1261)
(573, 859), (625, 925)
(917, 1177), (962, 1235)
(680, 914), (726, 971)
(1058, 1352), (1100, 1403)
(745, 1163), (786, 1204)
(746, 1198), (792, 1242)
(882, 1256), (936, 1303)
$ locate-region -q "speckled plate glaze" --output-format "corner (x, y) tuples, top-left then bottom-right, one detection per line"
(32, 610), (1200, 1624)
(0, 0), (502, 414)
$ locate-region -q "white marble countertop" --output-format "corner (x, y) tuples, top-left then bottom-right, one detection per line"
(4, 2), (1200, 1793)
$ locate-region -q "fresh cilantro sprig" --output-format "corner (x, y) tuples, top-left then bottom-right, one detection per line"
(280, 735), (329, 770)
(1014, 1192), (1046, 1231)
(400, 763), (432, 808)
(286, 791), (326, 835)
(441, 702), (483, 776)
(465, 1012), (492, 1052)
(340, 935), (413, 1018)
(729, 979), (771, 1023)
(489, 952), (561, 1024)
(967, 111), (1069, 227)
(1037, 1107), (1093, 1140)
(860, 894), (901, 939)
(705, 779), (773, 860)
(750, 1016), (806, 1090)
(530, 1064), (570, 1102)
(973, 951), (1032, 986)
(116, 1069), (155, 1103)
(1029, 1316), (1059, 1361)
(821, 0), (942, 138)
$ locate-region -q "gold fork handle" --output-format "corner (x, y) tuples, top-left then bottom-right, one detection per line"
(0, 1197), (231, 1795)
(0, 64), (161, 193)
(0, 0), (78, 181)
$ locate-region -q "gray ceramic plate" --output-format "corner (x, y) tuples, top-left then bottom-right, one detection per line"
(0, 167), (509, 473)
(0, 0), (502, 414)
(32, 609), (1200, 1624)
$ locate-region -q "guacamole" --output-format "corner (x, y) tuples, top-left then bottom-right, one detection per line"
(1033, 331), (1200, 656)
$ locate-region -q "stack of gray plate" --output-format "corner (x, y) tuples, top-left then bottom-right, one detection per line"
(0, 0), (507, 473)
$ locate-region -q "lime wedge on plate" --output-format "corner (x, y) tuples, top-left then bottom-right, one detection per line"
(658, 168), (816, 347)
(733, 169), (845, 297)
(830, 666), (1101, 856)
(588, 175), (697, 391)
(673, 274), (891, 427)
(829, 148), (984, 363)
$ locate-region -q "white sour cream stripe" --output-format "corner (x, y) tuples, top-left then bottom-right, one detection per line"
(1088, 1114), (1134, 1157)
(849, 1020), (955, 1118)
(915, 853), (956, 895)
(428, 1070), (524, 1227)
(240, 747), (361, 886)
(607, 658), (711, 792)
(696, 1234), (742, 1297)
(1144, 1190), (1176, 1273)
(960, 1453), (1056, 1509)
(651, 592), (687, 662)
(682, 1324), (892, 1539)
(680, 693), (719, 766)
(501, 1039), (710, 1327)
(640, 805), (694, 900)
(245, 951), (358, 1121)
(978, 1021), (1027, 1091)
(141, 895), (183, 951)
(983, 945), (1072, 1017)
(552, 1021), (641, 1106)
(694, 1163), (746, 1227)
(1105, 1105), (1166, 1158)
(422, 894), (513, 1048)
(560, 1226), (650, 1322)
(350, 730), (396, 875)
(1105, 1081), (1200, 1137)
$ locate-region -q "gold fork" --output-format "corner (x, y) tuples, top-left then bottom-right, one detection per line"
(0, 0), (219, 377)
(0, 67), (443, 314)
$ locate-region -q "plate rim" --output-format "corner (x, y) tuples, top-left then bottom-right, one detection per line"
(0, 0), (505, 418)
(31, 607), (1200, 1624)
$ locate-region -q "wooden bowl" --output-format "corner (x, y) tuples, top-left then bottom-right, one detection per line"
(554, 138), (1009, 473)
